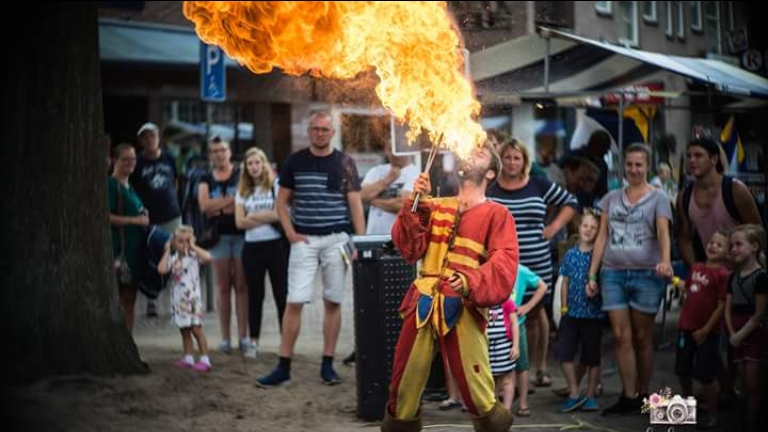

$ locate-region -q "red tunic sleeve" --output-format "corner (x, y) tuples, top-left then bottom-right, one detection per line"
(461, 204), (519, 308)
(391, 198), (432, 264)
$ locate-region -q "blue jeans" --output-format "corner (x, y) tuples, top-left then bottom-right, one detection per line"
(600, 269), (666, 314)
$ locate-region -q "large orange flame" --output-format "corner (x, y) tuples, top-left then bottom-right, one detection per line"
(183, 1), (486, 157)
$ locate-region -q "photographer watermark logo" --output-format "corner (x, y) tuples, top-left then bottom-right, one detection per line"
(642, 387), (696, 426)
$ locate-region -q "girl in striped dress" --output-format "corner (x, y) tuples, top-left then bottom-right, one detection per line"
(487, 297), (520, 411)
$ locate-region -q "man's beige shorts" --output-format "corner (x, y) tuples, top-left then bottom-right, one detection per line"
(287, 232), (349, 304)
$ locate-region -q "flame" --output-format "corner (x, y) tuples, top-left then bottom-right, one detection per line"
(183, 1), (486, 158)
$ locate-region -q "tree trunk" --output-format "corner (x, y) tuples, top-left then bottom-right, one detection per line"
(0, 1), (147, 385)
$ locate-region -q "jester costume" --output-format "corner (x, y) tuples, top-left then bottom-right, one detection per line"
(382, 197), (519, 432)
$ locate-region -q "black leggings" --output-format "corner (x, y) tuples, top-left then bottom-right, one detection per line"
(241, 238), (288, 339)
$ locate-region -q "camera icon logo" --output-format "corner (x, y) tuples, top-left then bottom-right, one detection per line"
(644, 393), (697, 425)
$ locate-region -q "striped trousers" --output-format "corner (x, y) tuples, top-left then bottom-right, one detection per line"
(385, 307), (497, 419)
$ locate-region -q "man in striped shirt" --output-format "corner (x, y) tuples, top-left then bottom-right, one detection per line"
(257, 110), (365, 388)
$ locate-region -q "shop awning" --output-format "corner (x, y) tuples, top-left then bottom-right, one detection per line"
(99, 18), (238, 66)
(472, 27), (768, 102)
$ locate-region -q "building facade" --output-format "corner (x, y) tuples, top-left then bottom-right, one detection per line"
(99, 1), (765, 199)
(457, 1), (764, 190)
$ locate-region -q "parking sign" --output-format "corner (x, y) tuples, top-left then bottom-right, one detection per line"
(200, 42), (226, 102)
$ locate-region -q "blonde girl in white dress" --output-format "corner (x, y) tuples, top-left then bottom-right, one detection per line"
(159, 225), (213, 371)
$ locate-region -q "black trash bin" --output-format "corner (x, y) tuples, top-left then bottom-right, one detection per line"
(352, 235), (416, 421)
(422, 355), (447, 402)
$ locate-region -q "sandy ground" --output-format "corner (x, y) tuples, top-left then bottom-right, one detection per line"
(4, 280), (760, 432)
(6, 347), (367, 432)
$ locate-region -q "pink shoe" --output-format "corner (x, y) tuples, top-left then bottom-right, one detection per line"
(173, 359), (193, 369)
(192, 361), (212, 372)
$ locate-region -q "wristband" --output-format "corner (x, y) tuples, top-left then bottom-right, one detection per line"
(588, 275), (598, 282)
(560, 306), (569, 314)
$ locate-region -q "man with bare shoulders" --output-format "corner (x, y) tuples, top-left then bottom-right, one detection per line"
(676, 138), (762, 267)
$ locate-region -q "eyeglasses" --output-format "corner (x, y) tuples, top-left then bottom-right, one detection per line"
(209, 148), (228, 154)
(310, 127), (332, 133)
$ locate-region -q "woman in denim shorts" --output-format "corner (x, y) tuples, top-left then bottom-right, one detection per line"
(586, 144), (673, 416)
(198, 138), (248, 354)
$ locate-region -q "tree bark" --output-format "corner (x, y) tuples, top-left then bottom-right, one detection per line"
(0, 1), (148, 385)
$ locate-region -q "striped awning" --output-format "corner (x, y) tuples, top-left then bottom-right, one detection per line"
(472, 27), (768, 103)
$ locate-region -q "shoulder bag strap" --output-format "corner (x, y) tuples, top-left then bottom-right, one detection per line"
(736, 271), (755, 309)
(118, 182), (126, 255)
(437, 200), (462, 279)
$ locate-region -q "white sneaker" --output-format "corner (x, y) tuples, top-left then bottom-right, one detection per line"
(218, 340), (232, 354)
(241, 340), (258, 359)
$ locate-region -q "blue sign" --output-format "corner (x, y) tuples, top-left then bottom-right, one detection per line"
(200, 42), (226, 102)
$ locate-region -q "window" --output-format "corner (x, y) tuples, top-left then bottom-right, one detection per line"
(704, 1), (720, 53)
(596, 1), (612, 15)
(675, 1), (685, 39)
(618, 2), (639, 46)
(161, 99), (251, 155)
(665, 1), (673, 36)
(164, 99), (207, 124)
(690, 1), (702, 32)
(642, 1), (657, 23)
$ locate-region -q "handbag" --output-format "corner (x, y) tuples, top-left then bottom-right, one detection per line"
(197, 214), (221, 248)
(114, 183), (133, 285)
(198, 169), (238, 248)
(114, 255), (132, 285)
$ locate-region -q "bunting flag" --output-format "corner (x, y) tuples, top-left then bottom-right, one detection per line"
(719, 116), (745, 174)
(569, 107), (655, 151)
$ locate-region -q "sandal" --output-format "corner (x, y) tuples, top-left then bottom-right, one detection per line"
(516, 406), (531, 417)
(533, 370), (552, 387)
(438, 399), (462, 411)
(552, 386), (570, 398)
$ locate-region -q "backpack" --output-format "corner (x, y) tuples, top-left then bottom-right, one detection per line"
(136, 225), (171, 300)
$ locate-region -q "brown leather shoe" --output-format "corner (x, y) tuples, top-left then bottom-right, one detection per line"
(470, 401), (514, 432)
(380, 410), (422, 432)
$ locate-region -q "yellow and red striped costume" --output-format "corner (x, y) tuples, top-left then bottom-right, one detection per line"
(386, 196), (519, 422)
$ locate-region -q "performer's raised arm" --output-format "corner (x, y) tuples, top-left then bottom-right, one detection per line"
(392, 173), (432, 263)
